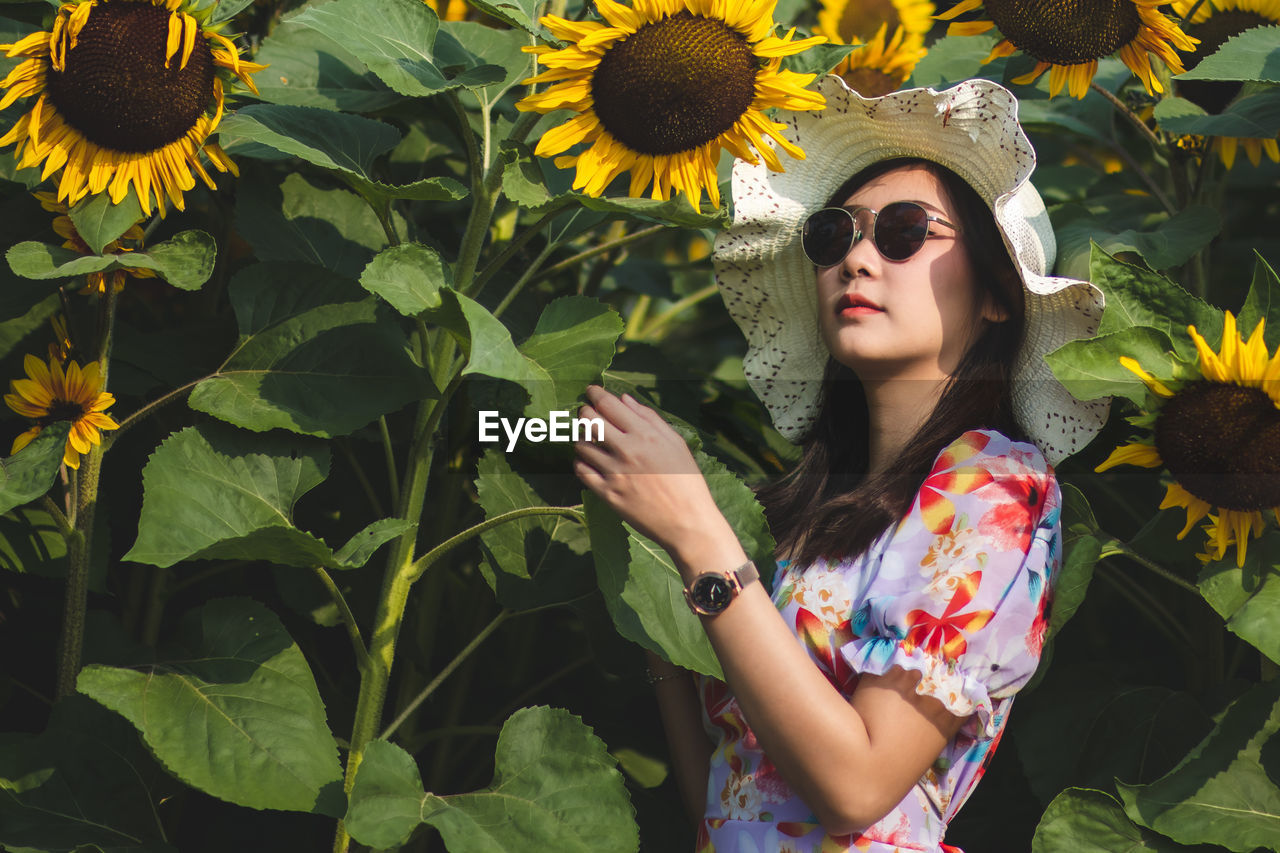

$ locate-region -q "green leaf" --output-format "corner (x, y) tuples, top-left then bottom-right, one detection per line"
(0, 421), (71, 515)
(1153, 91), (1280, 138)
(585, 424), (776, 678)
(210, 0), (256, 23)
(115, 229), (217, 290)
(1176, 25), (1280, 82)
(1050, 484), (1108, 639)
(123, 423), (329, 568)
(610, 748), (668, 789)
(252, 20), (403, 111)
(1238, 251), (1280, 351)
(292, 0), (503, 97)
(1117, 678), (1280, 851)
(68, 188), (144, 255)
(517, 295), (625, 415)
(7, 241), (117, 279)
(236, 171), (393, 278)
(0, 505), (69, 582)
(1197, 532), (1280, 665)
(6, 231), (216, 290)
(331, 518), (415, 569)
(427, 287), (547, 403)
(0, 695), (176, 852)
(780, 42), (855, 75)
(344, 707), (637, 851)
(908, 32), (1004, 90)
(1046, 326), (1182, 405)
(189, 262), (434, 437)
(440, 20), (533, 96)
(1090, 245), (1223, 361)
(475, 450), (594, 611)
(77, 597), (345, 816)
(1056, 205), (1222, 273)
(1032, 787), (1204, 852)
(217, 103), (401, 178)
(460, 0), (540, 35)
(359, 243), (451, 316)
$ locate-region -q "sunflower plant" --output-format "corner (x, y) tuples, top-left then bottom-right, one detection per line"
(0, 0), (1277, 851)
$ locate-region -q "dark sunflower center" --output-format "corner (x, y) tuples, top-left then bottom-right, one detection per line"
(1154, 381), (1280, 510)
(591, 11), (758, 156)
(983, 0), (1141, 64)
(838, 0), (899, 41)
(44, 400), (88, 423)
(1177, 12), (1270, 114)
(45, 0), (215, 153)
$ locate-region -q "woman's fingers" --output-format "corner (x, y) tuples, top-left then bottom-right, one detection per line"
(583, 384), (645, 434)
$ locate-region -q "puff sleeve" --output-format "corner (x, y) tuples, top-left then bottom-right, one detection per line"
(839, 429), (1062, 740)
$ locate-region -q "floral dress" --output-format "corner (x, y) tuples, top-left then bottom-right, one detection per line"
(694, 429), (1061, 853)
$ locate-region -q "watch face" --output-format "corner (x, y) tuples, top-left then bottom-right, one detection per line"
(691, 574), (733, 613)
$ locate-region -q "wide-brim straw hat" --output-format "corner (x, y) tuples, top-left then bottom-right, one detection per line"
(712, 74), (1108, 466)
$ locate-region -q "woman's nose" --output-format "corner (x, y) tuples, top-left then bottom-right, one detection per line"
(840, 228), (878, 278)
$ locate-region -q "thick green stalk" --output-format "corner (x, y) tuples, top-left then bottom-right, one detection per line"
(55, 442), (102, 699)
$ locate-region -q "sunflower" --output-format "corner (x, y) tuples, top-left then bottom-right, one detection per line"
(937, 0), (1198, 98)
(515, 0), (827, 209)
(816, 0), (933, 96)
(34, 191), (156, 295)
(1169, 0), (1280, 168)
(0, 0), (265, 217)
(425, 0), (470, 20)
(1095, 311), (1280, 567)
(6, 353), (118, 469)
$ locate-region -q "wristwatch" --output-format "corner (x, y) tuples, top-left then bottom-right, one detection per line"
(683, 560), (759, 616)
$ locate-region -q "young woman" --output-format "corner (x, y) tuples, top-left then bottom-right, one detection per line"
(572, 77), (1108, 853)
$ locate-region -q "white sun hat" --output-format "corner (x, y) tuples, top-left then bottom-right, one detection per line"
(712, 74), (1108, 466)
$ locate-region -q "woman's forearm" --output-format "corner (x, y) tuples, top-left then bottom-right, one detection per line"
(645, 649), (713, 825)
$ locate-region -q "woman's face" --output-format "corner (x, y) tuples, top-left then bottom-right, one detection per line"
(815, 164), (998, 384)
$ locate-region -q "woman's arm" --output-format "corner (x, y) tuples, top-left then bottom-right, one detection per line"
(643, 649), (712, 825)
(575, 386), (968, 835)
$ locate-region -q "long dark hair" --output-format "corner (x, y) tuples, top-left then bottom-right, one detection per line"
(756, 158), (1028, 567)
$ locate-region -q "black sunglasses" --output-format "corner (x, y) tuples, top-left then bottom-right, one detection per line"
(801, 201), (957, 267)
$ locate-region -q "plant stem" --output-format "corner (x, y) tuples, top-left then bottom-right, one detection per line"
(1090, 82), (1164, 153)
(40, 494), (72, 537)
(381, 609), (512, 739)
(312, 565), (371, 674)
(639, 283), (719, 341)
(55, 444), (101, 699)
(378, 416), (399, 505)
(532, 224), (667, 284)
(408, 505), (586, 582)
(105, 379), (203, 446)
(1101, 542), (1200, 594)
(491, 243), (557, 320)
(471, 204), (568, 298)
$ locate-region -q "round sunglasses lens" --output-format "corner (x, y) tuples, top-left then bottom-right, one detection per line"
(803, 209), (854, 266)
(875, 202), (930, 261)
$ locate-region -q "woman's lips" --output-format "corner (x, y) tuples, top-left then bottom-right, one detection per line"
(836, 293), (883, 316)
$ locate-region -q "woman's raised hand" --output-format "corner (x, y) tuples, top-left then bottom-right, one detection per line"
(573, 384), (724, 556)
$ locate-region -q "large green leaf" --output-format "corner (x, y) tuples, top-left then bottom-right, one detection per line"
(1050, 484), (1111, 639)
(77, 597), (345, 816)
(1118, 678), (1280, 850)
(516, 295), (625, 415)
(236, 171), (392, 278)
(908, 32), (1004, 90)
(189, 262), (434, 437)
(440, 20), (532, 97)
(124, 421), (410, 570)
(0, 421), (71, 515)
(585, 421), (776, 678)
(7, 230), (217, 290)
(344, 707), (637, 851)
(1176, 25), (1280, 82)
(124, 423), (327, 567)
(1153, 91), (1280, 138)
(781, 42), (855, 75)
(1046, 325), (1183, 405)
(1197, 532), (1280, 665)
(1033, 788), (1205, 852)
(68, 188), (144, 255)
(291, 0), (503, 97)
(1055, 205), (1221, 273)
(360, 242), (450, 316)
(217, 103), (400, 177)
(475, 450), (595, 611)
(251, 18), (404, 111)
(1090, 245), (1223, 361)
(0, 695), (176, 852)
(1238, 251), (1280, 351)
(459, 0), (540, 35)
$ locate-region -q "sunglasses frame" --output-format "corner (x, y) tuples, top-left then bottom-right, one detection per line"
(802, 201), (958, 268)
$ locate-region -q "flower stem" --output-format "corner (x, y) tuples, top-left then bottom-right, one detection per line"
(532, 224), (667, 284)
(1090, 81), (1164, 154)
(1102, 541), (1200, 595)
(55, 443), (102, 699)
(638, 283), (719, 341)
(312, 565), (371, 675)
(408, 505), (586, 583)
(380, 609), (512, 739)
(105, 379), (202, 446)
